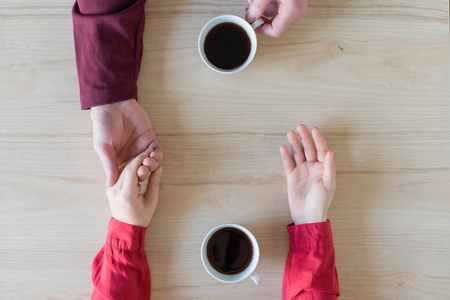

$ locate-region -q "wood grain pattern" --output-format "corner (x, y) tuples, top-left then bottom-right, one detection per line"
(0, 0), (449, 299)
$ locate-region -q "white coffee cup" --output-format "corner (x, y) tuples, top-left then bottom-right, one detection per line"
(201, 224), (262, 285)
(198, 15), (264, 74)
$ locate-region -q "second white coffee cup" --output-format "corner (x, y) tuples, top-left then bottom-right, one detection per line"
(201, 224), (262, 285)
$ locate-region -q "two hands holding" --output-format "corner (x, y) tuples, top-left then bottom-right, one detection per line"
(90, 99), (163, 227)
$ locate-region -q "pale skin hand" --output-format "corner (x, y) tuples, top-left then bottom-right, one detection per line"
(245, 0), (308, 37)
(91, 99), (163, 187)
(107, 150), (163, 227)
(279, 124), (336, 225)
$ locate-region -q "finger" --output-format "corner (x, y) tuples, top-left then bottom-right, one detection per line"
(122, 150), (151, 193)
(150, 148), (163, 162)
(137, 165), (150, 182)
(145, 166), (162, 206)
(260, 1), (306, 37)
(287, 131), (305, 164)
(263, 1), (279, 17)
(247, 0), (279, 14)
(116, 157), (136, 188)
(323, 151), (336, 192)
(297, 124), (317, 162)
(118, 156), (133, 175)
(279, 145), (296, 175)
(260, 13), (292, 37)
(253, 16), (272, 34)
(143, 157), (159, 172)
(312, 127), (328, 162)
(246, 0), (272, 22)
(94, 143), (119, 187)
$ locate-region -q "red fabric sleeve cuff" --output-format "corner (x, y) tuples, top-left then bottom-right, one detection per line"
(106, 218), (147, 253)
(284, 220), (340, 298)
(287, 220), (334, 251)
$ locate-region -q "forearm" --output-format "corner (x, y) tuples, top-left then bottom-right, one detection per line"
(72, 0), (146, 109)
(282, 220), (340, 300)
(91, 218), (151, 300)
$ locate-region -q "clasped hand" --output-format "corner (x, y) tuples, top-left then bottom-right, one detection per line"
(91, 99), (162, 187)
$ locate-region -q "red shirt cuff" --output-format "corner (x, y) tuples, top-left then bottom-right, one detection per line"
(284, 220), (340, 298)
(287, 220), (334, 251)
(106, 218), (147, 253)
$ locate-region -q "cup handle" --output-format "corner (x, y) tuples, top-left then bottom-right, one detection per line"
(250, 271), (262, 285)
(250, 18), (264, 30)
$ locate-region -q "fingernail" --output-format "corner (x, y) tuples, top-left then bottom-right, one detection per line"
(150, 152), (156, 158)
(146, 147), (154, 153)
(246, 10), (256, 22)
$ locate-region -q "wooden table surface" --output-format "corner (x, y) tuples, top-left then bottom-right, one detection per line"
(1, 0), (449, 299)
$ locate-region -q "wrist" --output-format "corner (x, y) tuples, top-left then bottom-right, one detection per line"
(293, 215), (327, 226)
(90, 102), (110, 120)
(90, 98), (136, 117)
(110, 212), (149, 228)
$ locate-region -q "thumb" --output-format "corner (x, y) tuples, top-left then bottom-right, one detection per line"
(121, 150), (151, 192)
(246, 0), (272, 22)
(323, 151), (336, 192)
(94, 143), (119, 187)
(145, 166), (162, 206)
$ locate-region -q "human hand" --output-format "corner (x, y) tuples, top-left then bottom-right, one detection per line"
(245, 0), (308, 37)
(279, 125), (336, 225)
(91, 99), (163, 187)
(107, 150), (162, 227)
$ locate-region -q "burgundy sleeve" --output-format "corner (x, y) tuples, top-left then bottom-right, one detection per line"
(72, 0), (146, 109)
(282, 220), (340, 300)
(91, 218), (151, 300)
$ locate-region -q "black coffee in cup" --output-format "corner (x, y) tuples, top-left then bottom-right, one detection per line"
(204, 22), (251, 70)
(206, 227), (253, 275)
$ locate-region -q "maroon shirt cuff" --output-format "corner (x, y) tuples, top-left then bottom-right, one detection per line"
(106, 217), (147, 253)
(72, 0), (146, 109)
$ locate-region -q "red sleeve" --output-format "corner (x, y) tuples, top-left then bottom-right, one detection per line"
(72, 0), (146, 109)
(91, 218), (151, 300)
(282, 220), (340, 300)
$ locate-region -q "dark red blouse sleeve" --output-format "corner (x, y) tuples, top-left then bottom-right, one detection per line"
(91, 218), (150, 300)
(72, 0), (146, 109)
(282, 220), (340, 300)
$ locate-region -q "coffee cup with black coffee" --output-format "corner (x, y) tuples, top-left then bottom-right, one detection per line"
(201, 224), (261, 284)
(198, 15), (264, 74)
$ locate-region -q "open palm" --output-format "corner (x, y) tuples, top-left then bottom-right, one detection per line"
(91, 99), (163, 187)
(280, 125), (335, 225)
